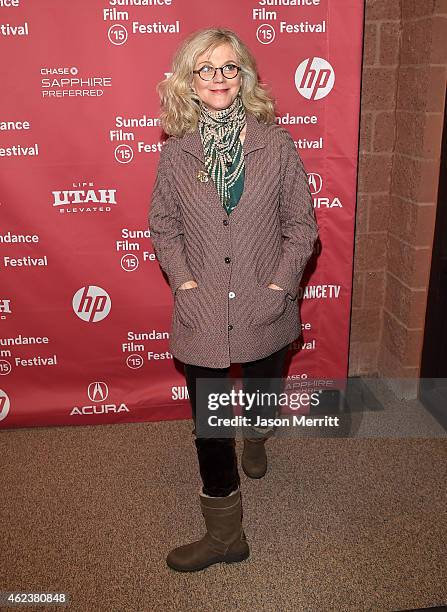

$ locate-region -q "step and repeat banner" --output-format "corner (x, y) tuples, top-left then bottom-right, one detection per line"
(0, 0), (364, 428)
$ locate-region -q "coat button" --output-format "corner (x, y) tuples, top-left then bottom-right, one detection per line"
(223, 219), (229, 226)
(224, 257), (231, 263)
(228, 324), (233, 330)
(229, 291), (235, 298)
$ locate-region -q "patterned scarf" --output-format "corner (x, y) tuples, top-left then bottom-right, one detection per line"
(198, 92), (246, 215)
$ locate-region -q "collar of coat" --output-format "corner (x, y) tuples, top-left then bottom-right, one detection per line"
(180, 110), (266, 162)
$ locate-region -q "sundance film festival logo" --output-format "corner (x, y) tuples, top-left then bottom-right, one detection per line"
(73, 286), (111, 323)
(70, 382), (129, 416)
(52, 182), (117, 214)
(255, 17), (326, 46)
(295, 58), (335, 100)
(0, 360), (12, 376)
(0, 389), (10, 421)
(105, 16), (180, 46)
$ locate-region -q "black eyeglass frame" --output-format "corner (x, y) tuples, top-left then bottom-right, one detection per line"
(192, 64), (242, 81)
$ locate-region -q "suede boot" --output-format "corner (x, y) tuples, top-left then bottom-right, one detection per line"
(166, 486), (249, 572)
(241, 436), (269, 478)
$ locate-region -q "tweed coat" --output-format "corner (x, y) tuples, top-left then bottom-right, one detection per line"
(148, 110), (319, 368)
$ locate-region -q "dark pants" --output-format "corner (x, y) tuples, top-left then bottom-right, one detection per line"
(183, 345), (289, 497)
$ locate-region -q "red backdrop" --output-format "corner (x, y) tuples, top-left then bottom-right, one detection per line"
(0, 0), (365, 428)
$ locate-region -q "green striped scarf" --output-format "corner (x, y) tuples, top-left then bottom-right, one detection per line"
(198, 92), (246, 215)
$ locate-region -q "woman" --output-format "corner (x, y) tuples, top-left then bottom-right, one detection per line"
(149, 27), (319, 572)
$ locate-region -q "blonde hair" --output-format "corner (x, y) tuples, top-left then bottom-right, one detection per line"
(156, 27), (277, 136)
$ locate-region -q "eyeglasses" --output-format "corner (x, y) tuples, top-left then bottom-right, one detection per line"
(192, 63), (241, 81)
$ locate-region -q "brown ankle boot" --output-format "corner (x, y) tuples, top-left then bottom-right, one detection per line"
(166, 487), (249, 572)
(242, 437), (268, 478)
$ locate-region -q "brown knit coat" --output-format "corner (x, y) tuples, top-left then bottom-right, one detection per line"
(148, 110), (319, 368)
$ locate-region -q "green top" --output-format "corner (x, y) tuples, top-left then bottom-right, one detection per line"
(224, 146), (245, 215)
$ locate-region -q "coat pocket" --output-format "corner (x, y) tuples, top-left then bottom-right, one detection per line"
(174, 286), (202, 329)
(251, 285), (288, 327)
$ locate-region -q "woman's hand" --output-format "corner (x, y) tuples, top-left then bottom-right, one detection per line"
(267, 283), (284, 290)
(178, 280), (198, 290)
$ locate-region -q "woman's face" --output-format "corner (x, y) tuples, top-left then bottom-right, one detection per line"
(192, 42), (242, 112)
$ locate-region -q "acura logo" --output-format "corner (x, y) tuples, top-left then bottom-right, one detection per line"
(308, 173), (322, 195)
(87, 382), (109, 403)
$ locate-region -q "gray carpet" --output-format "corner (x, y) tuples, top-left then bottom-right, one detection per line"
(0, 381), (446, 612)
